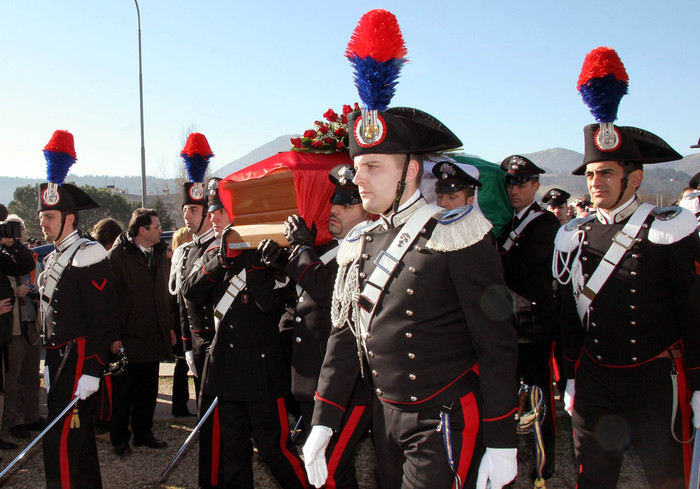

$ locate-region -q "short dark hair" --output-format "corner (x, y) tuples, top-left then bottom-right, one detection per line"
(0, 204), (8, 221)
(128, 208), (158, 237)
(92, 218), (123, 248)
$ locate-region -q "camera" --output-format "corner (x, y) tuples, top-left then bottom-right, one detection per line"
(0, 220), (21, 240)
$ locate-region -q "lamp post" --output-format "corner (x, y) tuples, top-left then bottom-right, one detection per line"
(134, 0), (146, 207)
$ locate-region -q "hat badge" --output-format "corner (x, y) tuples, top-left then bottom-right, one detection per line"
(551, 189), (561, 198)
(354, 111), (386, 148)
(594, 122), (621, 151)
(208, 179), (219, 196)
(338, 166), (355, 186)
(439, 163), (456, 179)
(189, 182), (204, 200)
(42, 183), (61, 206)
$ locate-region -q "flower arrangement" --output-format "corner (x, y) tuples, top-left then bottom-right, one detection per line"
(291, 103), (360, 153)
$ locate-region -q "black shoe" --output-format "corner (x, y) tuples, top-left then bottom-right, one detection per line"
(114, 443), (132, 457)
(172, 409), (196, 417)
(133, 437), (167, 449)
(0, 439), (19, 450)
(8, 425), (29, 439)
(23, 417), (47, 431)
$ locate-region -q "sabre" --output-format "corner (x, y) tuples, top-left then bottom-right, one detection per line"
(689, 430), (700, 489)
(159, 396), (219, 483)
(0, 396), (80, 480)
(290, 415), (303, 443)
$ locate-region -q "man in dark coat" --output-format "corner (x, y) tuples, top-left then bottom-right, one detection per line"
(554, 124), (700, 489)
(304, 107), (519, 489)
(182, 178), (308, 489)
(259, 164), (374, 489)
(108, 208), (174, 456)
(498, 155), (561, 479)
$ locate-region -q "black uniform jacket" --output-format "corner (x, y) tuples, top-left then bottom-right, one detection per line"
(554, 199), (700, 388)
(39, 231), (116, 377)
(108, 233), (173, 363)
(498, 202), (561, 341)
(178, 227), (216, 350)
(314, 197), (519, 448)
(0, 238), (35, 342)
(182, 248), (290, 401)
(281, 241), (374, 406)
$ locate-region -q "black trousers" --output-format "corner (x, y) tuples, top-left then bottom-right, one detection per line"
(300, 400), (373, 489)
(171, 357), (191, 414)
(373, 391), (484, 489)
(109, 361), (159, 445)
(199, 393), (308, 489)
(517, 341), (556, 473)
(573, 355), (691, 489)
(43, 343), (102, 489)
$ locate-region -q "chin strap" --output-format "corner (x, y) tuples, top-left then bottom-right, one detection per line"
(390, 154), (412, 223)
(610, 176), (629, 210)
(195, 208), (206, 235)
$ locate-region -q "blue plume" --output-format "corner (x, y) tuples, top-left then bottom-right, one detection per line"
(183, 154), (209, 183)
(578, 74), (629, 123)
(43, 150), (75, 185)
(348, 55), (405, 111)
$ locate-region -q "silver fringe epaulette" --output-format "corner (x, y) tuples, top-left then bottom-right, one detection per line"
(425, 205), (492, 252)
(337, 220), (381, 266)
(71, 241), (107, 268)
(648, 206), (697, 244)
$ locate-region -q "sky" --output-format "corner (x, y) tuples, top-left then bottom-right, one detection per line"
(1, 0), (698, 183)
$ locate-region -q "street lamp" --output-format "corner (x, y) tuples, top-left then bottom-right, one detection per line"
(134, 0), (146, 207)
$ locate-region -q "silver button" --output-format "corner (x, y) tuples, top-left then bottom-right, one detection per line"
(630, 339), (637, 344)
(581, 257), (588, 262)
(630, 271), (637, 276)
(632, 357), (638, 361)
(366, 236), (373, 242)
(583, 241), (589, 246)
(409, 374), (416, 380)
(376, 388), (382, 395)
(362, 254), (369, 260)
(406, 288), (414, 295)
(632, 253), (639, 259)
(591, 322), (597, 328)
(408, 353), (416, 359)
(368, 351), (375, 358)
(229, 343), (234, 348)
(298, 296), (305, 303)
(405, 332), (413, 339)
(409, 267), (416, 274)
(630, 321), (637, 326)
(295, 316), (302, 323)
(261, 353), (266, 358)
(642, 223), (649, 229)
(410, 396), (418, 402)
(596, 355), (602, 360)
(415, 245), (422, 252)
(630, 289), (636, 294)
(593, 339), (599, 343)
(629, 305), (636, 310)
(420, 228), (426, 234)
(406, 310), (414, 317)
(585, 226), (592, 231)
(295, 337), (301, 343)
(359, 272), (367, 279)
(372, 370), (378, 377)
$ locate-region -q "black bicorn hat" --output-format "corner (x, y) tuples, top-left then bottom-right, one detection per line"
(348, 107), (462, 159)
(431, 160), (482, 194)
(328, 165), (362, 206)
(500, 155), (544, 185)
(37, 130), (99, 213)
(572, 124), (683, 175)
(691, 137), (700, 149)
(206, 177), (224, 213)
(690, 171), (700, 189)
(542, 188), (571, 207)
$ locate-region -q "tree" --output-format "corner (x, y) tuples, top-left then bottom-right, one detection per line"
(8, 184), (41, 240)
(151, 196), (177, 231)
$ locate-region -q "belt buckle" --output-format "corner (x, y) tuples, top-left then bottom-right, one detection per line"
(612, 230), (635, 250)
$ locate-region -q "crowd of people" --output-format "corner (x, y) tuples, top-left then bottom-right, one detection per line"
(0, 11), (699, 489)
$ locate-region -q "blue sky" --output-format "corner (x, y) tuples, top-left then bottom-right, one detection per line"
(2, 0), (698, 180)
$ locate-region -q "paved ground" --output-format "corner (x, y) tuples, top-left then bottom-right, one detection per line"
(0, 363), (650, 488)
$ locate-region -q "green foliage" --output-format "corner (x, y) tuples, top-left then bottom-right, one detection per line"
(151, 196), (177, 231)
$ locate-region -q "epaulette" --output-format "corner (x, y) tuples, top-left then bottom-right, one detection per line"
(72, 241), (108, 268)
(205, 237), (221, 254)
(554, 215), (594, 253)
(648, 206), (697, 244)
(564, 214), (596, 232)
(337, 219), (379, 266)
(425, 206), (492, 252)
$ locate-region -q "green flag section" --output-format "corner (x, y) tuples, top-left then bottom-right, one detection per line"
(422, 155), (511, 239)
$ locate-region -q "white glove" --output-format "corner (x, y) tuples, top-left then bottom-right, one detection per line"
(302, 425), (333, 488)
(691, 391), (700, 429)
(75, 374), (101, 400)
(185, 350), (198, 378)
(564, 379), (575, 417)
(476, 448), (517, 489)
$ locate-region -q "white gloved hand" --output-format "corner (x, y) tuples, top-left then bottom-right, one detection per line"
(75, 374), (101, 400)
(185, 350), (198, 378)
(564, 379), (575, 417)
(476, 447), (517, 489)
(302, 425), (333, 488)
(691, 391), (700, 429)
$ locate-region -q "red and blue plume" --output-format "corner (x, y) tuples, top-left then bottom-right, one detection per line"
(181, 132), (214, 183)
(43, 130), (77, 185)
(577, 47), (629, 123)
(346, 9), (408, 111)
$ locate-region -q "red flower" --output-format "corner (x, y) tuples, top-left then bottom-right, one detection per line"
(353, 102), (360, 111)
(341, 114), (348, 124)
(342, 104), (353, 115)
(335, 127), (347, 137)
(290, 137), (303, 148)
(336, 141), (345, 150)
(311, 140), (323, 148)
(323, 109), (338, 122)
(318, 125), (329, 135)
(303, 129), (317, 139)
(324, 137), (334, 145)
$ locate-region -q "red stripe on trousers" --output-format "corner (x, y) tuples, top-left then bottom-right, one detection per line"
(455, 392), (480, 489)
(674, 356), (692, 487)
(60, 339), (86, 489)
(275, 397), (308, 486)
(326, 405), (367, 488)
(211, 405), (221, 486)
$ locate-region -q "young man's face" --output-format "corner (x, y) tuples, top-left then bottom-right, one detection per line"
(39, 210), (68, 243)
(548, 204), (570, 225)
(585, 161), (641, 211)
(353, 153), (406, 215)
(506, 180), (539, 213)
(183, 205), (207, 234)
(328, 203), (366, 239)
(436, 190), (473, 210)
(209, 209), (231, 238)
